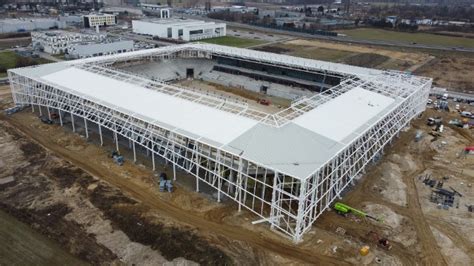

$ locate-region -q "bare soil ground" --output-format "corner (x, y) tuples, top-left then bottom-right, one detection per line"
(0, 84), (473, 265)
(175, 79), (291, 113)
(257, 39), (433, 72)
(415, 56), (474, 92)
(0, 36), (31, 49)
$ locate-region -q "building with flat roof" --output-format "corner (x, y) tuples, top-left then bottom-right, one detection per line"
(32, 30), (106, 55)
(83, 14), (117, 28)
(32, 30), (133, 58)
(68, 40), (134, 59)
(132, 19), (226, 41)
(140, 3), (171, 18)
(8, 43), (430, 242)
(0, 18), (66, 34)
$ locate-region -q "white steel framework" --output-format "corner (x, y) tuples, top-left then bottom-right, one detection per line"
(7, 43), (431, 242)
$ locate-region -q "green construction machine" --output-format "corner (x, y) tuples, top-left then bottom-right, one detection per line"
(333, 202), (382, 222)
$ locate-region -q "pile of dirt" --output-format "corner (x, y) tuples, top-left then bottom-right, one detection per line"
(378, 162), (407, 206)
(342, 53), (390, 68)
(254, 45), (291, 54)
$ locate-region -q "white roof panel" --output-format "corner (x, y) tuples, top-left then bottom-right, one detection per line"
(293, 87), (396, 143)
(41, 67), (258, 145)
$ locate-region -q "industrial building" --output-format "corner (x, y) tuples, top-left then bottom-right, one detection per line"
(7, 43), (431, 242)
(0, 18), (66, 34)
(67, 40), (134, 59)
(83, 14), (117, 28)
(32, 30), (106, 55)
(31, 30), (133, 58)
(132, 19), (226, 41)
(140, 3), (171, 18)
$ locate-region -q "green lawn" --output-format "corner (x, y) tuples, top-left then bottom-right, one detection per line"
(0, 50), (51, 77)
(197, 36), (267, 48)
(288, 46), (355, 62)
(338, 28), (474, 48)
(0, 50), (19, 70)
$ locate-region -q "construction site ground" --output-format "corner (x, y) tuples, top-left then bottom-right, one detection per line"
(174, 79), (291, 114)
(0, 84), (473, 265)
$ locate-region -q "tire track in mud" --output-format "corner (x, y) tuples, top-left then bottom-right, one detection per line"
(2, 115), (347, 265)
(340, 130), (448, 265)
(426, 215), (474, 261)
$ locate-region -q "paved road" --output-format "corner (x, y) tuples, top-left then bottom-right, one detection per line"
(182, 14), (474, 53)
(36, 51), (64, 62)
(431, 87), (474, 102)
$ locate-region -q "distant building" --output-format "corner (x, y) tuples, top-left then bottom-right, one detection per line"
(31, 30), (133, 59)
(140, 4), (171, 18)
(68, 40), (134, 59)
(385, 16), (397, 25)
(83, 14), (117, 28)
(32, 30), (106, 55)
(132, 19), (226, 41)
(0, 18), (66, 34)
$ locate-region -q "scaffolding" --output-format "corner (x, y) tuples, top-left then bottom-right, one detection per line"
(8, 43), (431, 242)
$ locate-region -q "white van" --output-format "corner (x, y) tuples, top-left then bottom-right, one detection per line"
(461, 111), (472, 117)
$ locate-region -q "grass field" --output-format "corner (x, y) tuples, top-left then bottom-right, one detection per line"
(338, 28), (474, 48)
(0, 51), (19, 70)
(197, 36), (267, 48)
(287, 46), (355, 62)
(0, 51), (50, 77)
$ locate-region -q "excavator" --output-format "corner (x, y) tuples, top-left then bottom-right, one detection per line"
(333, 202), (382, 222)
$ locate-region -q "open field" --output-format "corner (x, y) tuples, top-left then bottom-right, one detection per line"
(0, 37), (31, 49)
(415, 56), (474, 92)
(0, 50), (50, 77)
(257, 39), (433, 71)
(198, 36), (267, 48)
(338, 28), (474, 48)
(0, 209), (86, 265)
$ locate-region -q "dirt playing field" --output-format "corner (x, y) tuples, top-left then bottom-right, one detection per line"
(0, 84), (473, 265)
(174, 79), (291, 113)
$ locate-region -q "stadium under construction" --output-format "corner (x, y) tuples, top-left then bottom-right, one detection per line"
(7, 43), (432, 242)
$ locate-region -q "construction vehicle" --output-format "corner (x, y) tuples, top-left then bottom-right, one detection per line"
(159, 172), (173, 192)
(333, 202), (381, 222)
(110, 151), (124, 166)
(257, 98), (271, 106)
(366, 231), (392, 250)
(40, 116), (53, 124)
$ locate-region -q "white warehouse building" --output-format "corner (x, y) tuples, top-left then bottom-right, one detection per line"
(132, 19), (226, 41)
(32, 30), (106, 55)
